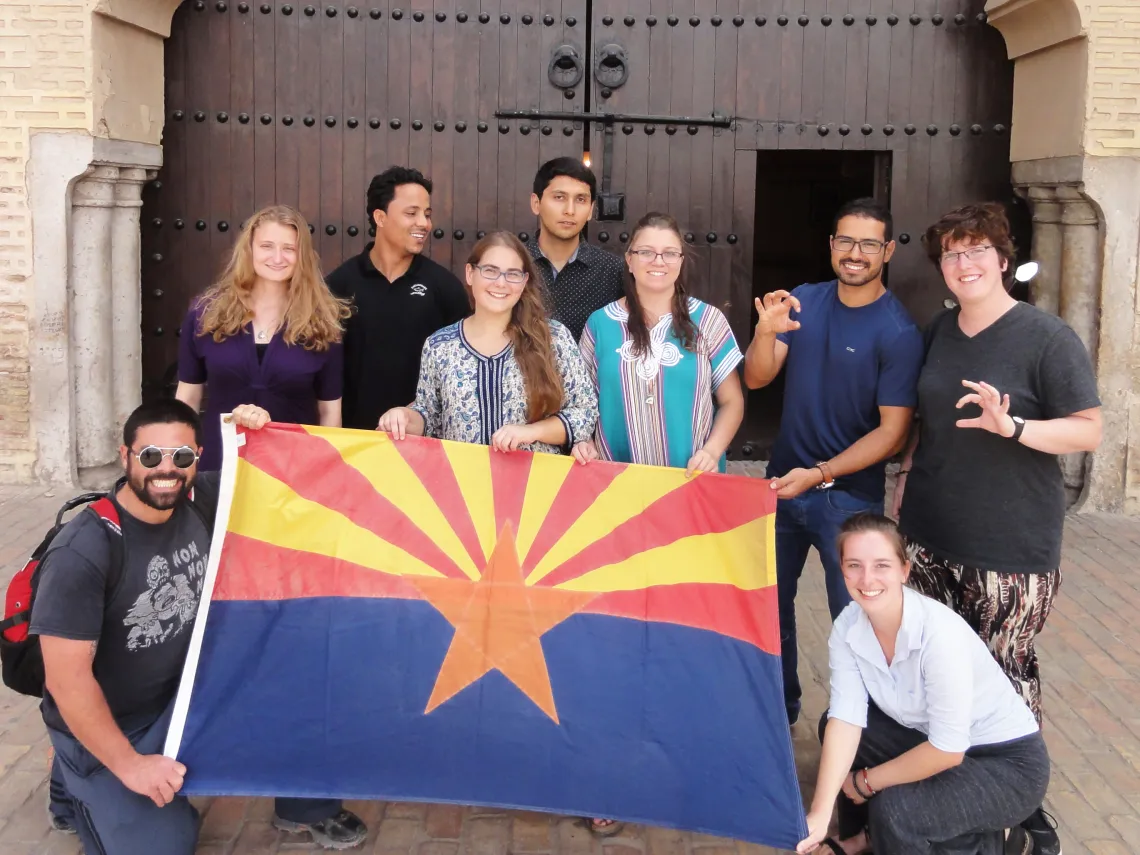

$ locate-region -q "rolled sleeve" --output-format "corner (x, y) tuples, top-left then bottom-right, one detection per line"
(827, 622), (870, 728)
(921, 635), (974, 753)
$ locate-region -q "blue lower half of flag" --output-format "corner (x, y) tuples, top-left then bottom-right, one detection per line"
(177, 598), (806, 849)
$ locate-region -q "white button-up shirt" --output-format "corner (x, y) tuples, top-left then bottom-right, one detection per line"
(828, 586), (1039, 753)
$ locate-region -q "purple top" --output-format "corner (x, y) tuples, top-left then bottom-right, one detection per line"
(178, 302), (344, 470)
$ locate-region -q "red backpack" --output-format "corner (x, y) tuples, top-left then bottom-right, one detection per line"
(0, 493), (125, 697)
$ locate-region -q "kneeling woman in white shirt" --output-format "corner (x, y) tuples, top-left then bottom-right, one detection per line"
(798, 514), (1049, 855)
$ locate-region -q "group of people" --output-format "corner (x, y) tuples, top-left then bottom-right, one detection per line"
(26, 155), (1101, 855)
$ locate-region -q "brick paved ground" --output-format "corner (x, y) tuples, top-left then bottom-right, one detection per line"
(1, 478), (1138, 855)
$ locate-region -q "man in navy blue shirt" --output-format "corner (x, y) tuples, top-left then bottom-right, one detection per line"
(744, 198), (924, 725)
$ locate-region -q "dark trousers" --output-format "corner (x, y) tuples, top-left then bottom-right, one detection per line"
(819, 705), (1051, 855)
(774, 487), (882, 719)
(49, 755), (75, 823)
(48, 705), (199, 855)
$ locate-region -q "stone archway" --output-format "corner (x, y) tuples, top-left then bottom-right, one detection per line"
(27, 0), (184, 486)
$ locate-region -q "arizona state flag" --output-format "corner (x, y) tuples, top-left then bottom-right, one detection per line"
(165, 422), (806, 849)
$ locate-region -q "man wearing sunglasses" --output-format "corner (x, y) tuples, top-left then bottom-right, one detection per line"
(743, 197), (924, 727)
(27, 399), (336, 854)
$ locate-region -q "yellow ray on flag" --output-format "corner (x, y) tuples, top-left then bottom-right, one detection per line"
(443, 441), (495, 563)
(305, 427), (480, 579)
(515, 453), (574, 565)
(229, 458), (445, 579)
(526, 465), (687, 585)
(552, 516), (777, 593)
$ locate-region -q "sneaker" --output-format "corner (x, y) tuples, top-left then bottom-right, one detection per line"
(48, 810), (77, 835)
(273, 809), (368, 850)
(1005, 825), (1032, 855)
(1022, 807), (1061, 855)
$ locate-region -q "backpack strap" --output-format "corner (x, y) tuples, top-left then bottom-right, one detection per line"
(88, 497), (126, 603)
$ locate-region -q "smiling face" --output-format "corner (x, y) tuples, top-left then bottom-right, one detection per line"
(250, 221), (298, 284)
(939, 236), (1008, 305)
(840, 531), (909, 615)
(531, 175), (594, 241)
(374, 182), (432, 255)
(466, 244), (528, 318)
(119, 422), (200, 511)
(626, 226), (684, 296)
(830, 214), (894, 287)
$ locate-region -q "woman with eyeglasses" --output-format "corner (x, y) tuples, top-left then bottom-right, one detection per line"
(377, 231), (597, 454)
(176, 205), (351, 472)
(573, 212), (745, 477)
(894, 203), (1101, 853)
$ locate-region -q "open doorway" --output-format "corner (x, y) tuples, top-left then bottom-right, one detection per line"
(737, 150), (890, 460)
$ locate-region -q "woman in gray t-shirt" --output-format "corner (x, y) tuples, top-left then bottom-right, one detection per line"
(894, 202), (1100, 853)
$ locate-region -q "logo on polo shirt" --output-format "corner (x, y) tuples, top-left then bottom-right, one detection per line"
(410, 284), (427, 296)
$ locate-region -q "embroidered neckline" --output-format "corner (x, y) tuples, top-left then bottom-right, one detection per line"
(458, 320), (513, 362)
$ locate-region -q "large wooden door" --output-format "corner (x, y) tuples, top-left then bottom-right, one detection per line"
(142, 0), (587, 399)
(143, 0), (1016, 458)
(577, 0), (1014, 455)
(583, 0), (753, 357)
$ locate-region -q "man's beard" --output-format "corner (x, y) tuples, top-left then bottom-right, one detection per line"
(127, 461), (193, 510)
(835, 259), (881, 287)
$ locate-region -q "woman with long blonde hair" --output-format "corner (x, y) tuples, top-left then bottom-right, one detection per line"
(378, 231), (597, 454)
(176, 205), (352, 472)
(177, 210), (367, 845)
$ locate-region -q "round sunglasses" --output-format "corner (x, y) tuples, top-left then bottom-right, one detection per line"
(131, 445), (200, 469)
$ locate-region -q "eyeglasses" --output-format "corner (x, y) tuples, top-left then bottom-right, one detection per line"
(132, 445), (200, 469)
(831, 236), (886, 255)
(475, 264), (528, 284)
(628, 249), (684, 265)
(940, 245), (994, 266)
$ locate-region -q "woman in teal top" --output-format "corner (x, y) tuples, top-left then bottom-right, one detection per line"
(573, 212), (745, 475)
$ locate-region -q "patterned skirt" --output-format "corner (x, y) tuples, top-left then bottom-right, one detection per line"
(905, 538), (1060, 723)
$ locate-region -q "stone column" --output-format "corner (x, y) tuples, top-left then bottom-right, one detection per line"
(70, 166), (120, 482)
(111, 168), (152, 431)
(1057, 189), (1102, 357)
(1025, 185), (1063, 315)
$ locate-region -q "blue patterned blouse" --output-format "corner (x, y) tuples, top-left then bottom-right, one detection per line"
(409, 319), (599, 455)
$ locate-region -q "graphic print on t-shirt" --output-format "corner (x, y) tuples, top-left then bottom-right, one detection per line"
(123, 538), (207, 650)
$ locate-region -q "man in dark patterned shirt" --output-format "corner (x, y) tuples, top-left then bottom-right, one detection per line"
(526, 157), (626, 342)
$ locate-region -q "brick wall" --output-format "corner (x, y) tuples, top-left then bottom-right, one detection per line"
(1086, 4), (1140, 156)
(0, 2), (93, 483)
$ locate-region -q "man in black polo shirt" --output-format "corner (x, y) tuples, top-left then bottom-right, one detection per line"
(327, 166), (471, 430)
(525, 157), (626, 342)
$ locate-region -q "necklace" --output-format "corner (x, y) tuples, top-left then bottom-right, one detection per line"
(254, 319), (280, 343)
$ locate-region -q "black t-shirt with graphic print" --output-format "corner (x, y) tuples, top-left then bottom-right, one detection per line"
(30, 474), (219, 735)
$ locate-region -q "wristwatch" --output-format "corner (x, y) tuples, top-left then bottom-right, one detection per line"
(814, 461), (836, 489)
(1010, 416), (1026, 442)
